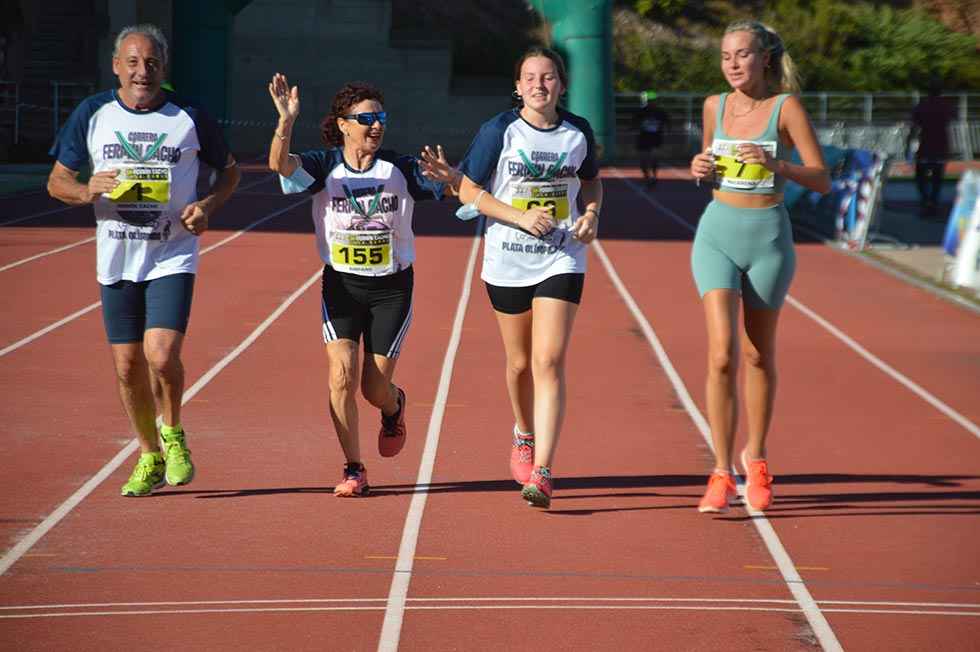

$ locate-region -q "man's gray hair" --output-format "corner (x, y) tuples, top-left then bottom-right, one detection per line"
(113, 24), (169, 67)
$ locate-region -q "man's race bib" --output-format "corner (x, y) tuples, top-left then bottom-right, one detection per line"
(712, 139), (776, 190)
(510, 182), (570, 222)
(329, 229), (394, 275)
(104, 164), (172, 210)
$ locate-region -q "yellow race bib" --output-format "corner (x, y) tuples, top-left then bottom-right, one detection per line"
(712, 139), (776, 190)
(330, 229), (394, 275)
(511, 182), (570, 222)
(105, 165), (172, 208)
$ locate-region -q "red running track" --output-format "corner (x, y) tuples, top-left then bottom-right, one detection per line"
(0, 167), (977, 651)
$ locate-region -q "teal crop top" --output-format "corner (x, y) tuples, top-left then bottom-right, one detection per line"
(711, 93), (793, 194)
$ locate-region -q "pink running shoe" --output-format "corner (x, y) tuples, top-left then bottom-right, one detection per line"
(521, 466), (553, 508)
(740, 450), (774, 511)
(510, 426), (534, 484)
(334, 463), (369, 497)
(697, 471), (737, 513)
(378, 387), (406, 457)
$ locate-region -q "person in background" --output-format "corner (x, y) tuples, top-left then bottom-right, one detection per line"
(907, 78), (957, 219)
(633, 90), (669, 189)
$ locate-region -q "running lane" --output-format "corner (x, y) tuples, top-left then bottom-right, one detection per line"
(0, 190), (314, 561)
(0, 202), (482, 650)
(396, 203), (824, 650)
(601, 173), (980, 651)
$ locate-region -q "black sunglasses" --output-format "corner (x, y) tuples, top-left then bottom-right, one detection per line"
(343, 111), (387, 126)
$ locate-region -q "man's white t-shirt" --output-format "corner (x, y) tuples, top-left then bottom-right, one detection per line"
(50, 89), (231, 284)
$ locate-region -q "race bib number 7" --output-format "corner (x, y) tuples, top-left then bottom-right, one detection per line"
(105, 165), (172, 209)
(712, 140), (776, 190)
(511, 182), (570, 222)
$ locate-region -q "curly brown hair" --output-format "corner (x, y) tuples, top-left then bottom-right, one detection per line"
(320, 81), (385, 148)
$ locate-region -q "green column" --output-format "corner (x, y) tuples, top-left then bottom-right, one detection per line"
(531, 0), (614, 160)
(171, 0), (252, 119)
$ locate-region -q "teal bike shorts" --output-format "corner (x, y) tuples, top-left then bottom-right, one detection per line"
(690, 200), (795, 310)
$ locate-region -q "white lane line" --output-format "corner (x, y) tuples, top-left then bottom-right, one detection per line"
(821, 608), (980, 617)
(0, 598), (388, 609)
(0, 301), (102, 358)
(0, 196), (308, 359)
(0, 205), (76, 227)
(785, 296), (980, 440)
(0, 236), (96, 272)
(790, 218), (980, 317)
(3, 604), (977, 621)
(592, 236), (844, 652)
(609, 168), (980, 441)
(377, 221), (483, 652)
(0, 173), (274, 274)
(0, 607), (385, 619)
(3, 596), (974, 611)
(0, 267), (321, 576)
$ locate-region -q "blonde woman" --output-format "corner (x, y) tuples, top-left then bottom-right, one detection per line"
(689, 21), (830, 513)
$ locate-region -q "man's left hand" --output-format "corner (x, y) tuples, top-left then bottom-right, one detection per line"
(180, 202), (209, 236)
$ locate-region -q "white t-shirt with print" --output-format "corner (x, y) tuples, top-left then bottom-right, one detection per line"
(459, 108), (599, 287)
(50, 89), (231, 285)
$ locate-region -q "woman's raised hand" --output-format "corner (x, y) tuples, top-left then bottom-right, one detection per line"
(419, 145), (454, 183)
(268, 73), (300, 121)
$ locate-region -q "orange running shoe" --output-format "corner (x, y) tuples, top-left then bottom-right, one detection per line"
(521, 466), (552, 508)
(509, 426), (534, 484)
(697, 471), (737, 513)
(740, 450), (774, 510)
(334, 463), (369, 497)
(378, 386), (406, 457)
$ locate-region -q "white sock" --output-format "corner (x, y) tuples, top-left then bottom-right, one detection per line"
(514, 424), (534, 438)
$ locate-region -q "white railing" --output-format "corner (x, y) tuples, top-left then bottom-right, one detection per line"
(616, 91), (980, 160)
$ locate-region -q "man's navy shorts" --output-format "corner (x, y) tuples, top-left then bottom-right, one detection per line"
(100, 273), (195, 343)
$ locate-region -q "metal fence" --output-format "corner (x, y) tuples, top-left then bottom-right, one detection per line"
(51, 81), (95, 135)
(616, 91), (980, 160)
(0, 81), (18, 144)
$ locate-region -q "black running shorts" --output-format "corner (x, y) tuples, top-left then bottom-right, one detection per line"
(485, 273), (584, 315)
(321, 264), (413, 358)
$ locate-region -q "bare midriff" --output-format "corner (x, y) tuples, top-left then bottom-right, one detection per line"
(713, 189), (784, 208)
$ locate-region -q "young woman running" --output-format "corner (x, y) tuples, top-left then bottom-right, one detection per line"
(268, 74), (458, 496)
(457, 47), (602, 508)
(689, 21), (830, 513)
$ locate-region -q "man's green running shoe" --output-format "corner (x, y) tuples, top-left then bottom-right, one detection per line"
(121, 452), (166, 497)
(161, 426), (195, 486)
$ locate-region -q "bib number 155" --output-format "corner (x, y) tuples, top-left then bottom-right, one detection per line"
(333, 245), (386, 266)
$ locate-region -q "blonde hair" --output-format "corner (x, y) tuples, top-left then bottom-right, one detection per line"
(724, 20), (799, 94)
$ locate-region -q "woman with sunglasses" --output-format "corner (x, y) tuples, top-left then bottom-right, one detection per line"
(688, 21), (829, 514)
(267, 74), (459, 497)
(457, 47), (602, 509)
